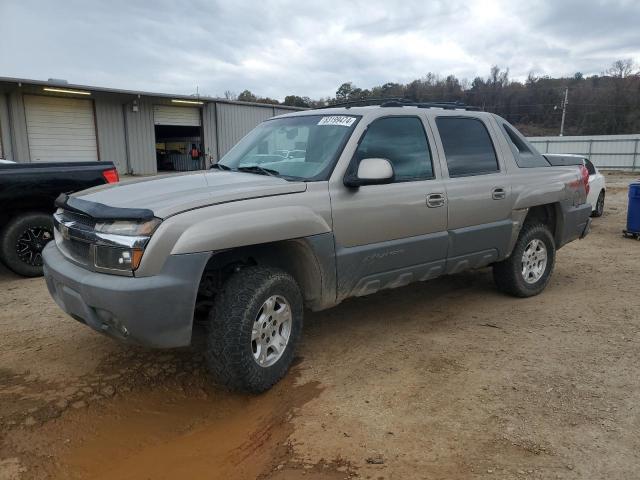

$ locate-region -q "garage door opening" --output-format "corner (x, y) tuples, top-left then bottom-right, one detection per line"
(153, 105), (204, 172)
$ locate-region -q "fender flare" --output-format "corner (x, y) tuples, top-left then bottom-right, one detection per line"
(170, 206), (331, 254)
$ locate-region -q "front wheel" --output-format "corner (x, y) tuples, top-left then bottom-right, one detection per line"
(205, 266), (303, 393)
(493, 223), (556, 298)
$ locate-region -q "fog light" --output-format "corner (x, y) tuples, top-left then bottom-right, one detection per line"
(95, 308), (129, 337)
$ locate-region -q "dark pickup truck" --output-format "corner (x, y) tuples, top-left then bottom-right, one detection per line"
(0, 161), (119, 276)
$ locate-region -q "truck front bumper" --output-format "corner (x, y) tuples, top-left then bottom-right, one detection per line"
(42, 243), (211, 348)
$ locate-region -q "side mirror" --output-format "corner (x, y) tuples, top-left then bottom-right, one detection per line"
(344, 158), (394, 187)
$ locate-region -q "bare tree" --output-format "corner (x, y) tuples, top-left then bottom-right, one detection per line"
(608, 59), (635, 78)
(223, 90), (237, 100)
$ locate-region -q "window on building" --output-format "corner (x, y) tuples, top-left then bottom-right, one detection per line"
(436, 117), (499, 177)
(353, 117), (433, 181)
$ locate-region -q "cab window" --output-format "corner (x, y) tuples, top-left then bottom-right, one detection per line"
(353, 117), (434, 182)
(436, 117), (499, 177)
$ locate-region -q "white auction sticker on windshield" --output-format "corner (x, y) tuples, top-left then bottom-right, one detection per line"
(317, 116), (356, 127)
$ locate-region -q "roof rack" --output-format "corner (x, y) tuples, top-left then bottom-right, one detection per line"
(317, 97), (404, 109)
(318, 98), (480, 111)
(381, 99), (480, 111)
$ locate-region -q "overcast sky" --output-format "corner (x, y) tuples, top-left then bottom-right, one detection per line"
(1, 0), (638, 100)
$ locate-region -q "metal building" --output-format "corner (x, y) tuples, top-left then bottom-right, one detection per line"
(0, 77), (301, 174)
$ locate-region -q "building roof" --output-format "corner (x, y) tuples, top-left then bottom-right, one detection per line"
(0, 76), (304, 110)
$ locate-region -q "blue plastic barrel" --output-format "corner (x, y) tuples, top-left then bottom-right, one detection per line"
(627, 182), (640, 234)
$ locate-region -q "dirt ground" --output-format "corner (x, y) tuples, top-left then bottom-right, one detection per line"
(1, 172), (639, 480)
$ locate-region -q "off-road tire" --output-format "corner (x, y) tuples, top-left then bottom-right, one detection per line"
(0, 212), (54, 277)
(493, 223), (556, 298)
(205, 266), (303, 393)
(592, 190), (605, 217)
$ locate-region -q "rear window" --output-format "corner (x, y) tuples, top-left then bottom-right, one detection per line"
(436, 117), (499, 177)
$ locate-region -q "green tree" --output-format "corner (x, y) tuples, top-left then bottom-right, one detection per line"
(284, 95), (310, 107)
(335, 82), (354, 102)
(237, 90), (258, 102)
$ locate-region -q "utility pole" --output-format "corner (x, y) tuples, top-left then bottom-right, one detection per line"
(559, 87), (568, 136)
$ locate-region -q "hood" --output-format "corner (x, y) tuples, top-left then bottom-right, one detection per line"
(73, 171), (307, 218)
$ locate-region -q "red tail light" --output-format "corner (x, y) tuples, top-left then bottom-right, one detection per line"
(102, 168), (119, 184)
(579, 164), (590, 195)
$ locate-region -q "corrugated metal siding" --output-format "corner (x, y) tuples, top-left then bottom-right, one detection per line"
(0, 94), (9, 159)
(0, 79), (305, 170)
(216, 103), (274, 157)
(202, 103), (218, 163)
(124, 100), (157, 175)
(528, 134), (640, 170)
(8, 92), (29, 161)
(95, 98), (128, 173)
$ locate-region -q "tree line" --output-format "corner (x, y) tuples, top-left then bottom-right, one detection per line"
(226, 59), (640, 136)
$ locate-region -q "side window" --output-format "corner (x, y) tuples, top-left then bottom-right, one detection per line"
(436, 117), (499, 177)
(353, 117), (433, 182)
(584, 159), (596, 175)
(503, 123), (532, 154)
(501, 122), (550, 168)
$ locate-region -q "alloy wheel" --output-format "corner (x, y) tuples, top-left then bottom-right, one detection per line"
(15, 227), (52, 267)
(521, 239), (548, 284)
(251, 295), (292, 367)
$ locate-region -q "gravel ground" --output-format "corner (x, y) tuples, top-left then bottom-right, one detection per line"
(0, 172), (639, 480)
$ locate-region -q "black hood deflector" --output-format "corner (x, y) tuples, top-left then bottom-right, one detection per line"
(55, 194), (155, 221)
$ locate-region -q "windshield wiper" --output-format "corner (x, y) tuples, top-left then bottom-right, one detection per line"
(210, 163), (233, 171)
(236, 165), (280, 177)
(214, 163), (303, 181)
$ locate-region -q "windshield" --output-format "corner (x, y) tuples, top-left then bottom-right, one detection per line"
(218, 114), (359, 181)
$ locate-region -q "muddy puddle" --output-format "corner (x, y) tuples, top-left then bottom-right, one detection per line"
(4, 367), (354, 479)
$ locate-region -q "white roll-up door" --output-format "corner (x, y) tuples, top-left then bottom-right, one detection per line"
(153, 105), (201, 126)
(24, 95), (98, 162)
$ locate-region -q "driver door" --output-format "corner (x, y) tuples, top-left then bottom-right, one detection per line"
(329, 115), (448, 300)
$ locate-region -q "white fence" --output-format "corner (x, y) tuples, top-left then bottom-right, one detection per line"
(527, 134), (640, 171)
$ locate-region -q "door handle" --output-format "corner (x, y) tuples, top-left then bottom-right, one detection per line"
(427, 193), (446, 208)
(492, 187), (506, 200)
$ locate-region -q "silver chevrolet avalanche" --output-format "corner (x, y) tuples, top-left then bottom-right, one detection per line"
(43, 102), (592, 392)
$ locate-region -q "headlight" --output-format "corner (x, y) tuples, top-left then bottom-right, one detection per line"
(95, 218), (161, 236)
(93, 218), (161, 273)
(94, 245), (144, 272)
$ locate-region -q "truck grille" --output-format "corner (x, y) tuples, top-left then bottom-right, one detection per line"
(56, 234), (92, 267)
(64, 238), (92, 264)
(55, 209), (95, 266)
(59, 210), (96, 229)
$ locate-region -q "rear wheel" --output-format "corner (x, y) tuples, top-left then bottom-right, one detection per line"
(204, 266), (303, 392)
(592, 190), (605, 217)
(0, 212), (54, 277)
(493, 223), (556, 298)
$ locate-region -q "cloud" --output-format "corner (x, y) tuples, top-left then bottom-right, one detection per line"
(1, 0), (638, 100)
